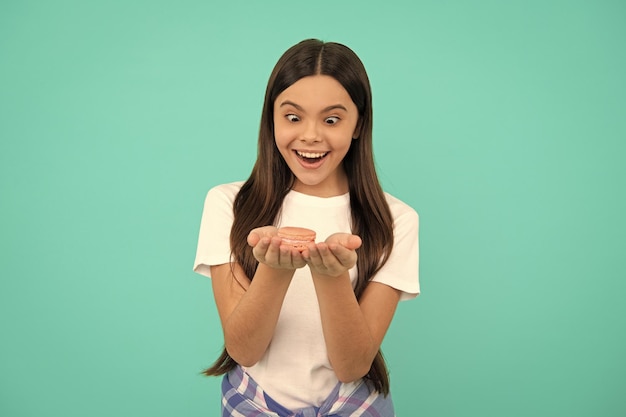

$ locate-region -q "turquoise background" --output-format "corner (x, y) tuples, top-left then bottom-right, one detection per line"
(1, 0), (625, 415)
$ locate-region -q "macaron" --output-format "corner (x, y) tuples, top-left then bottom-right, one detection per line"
(277, 227), (316, 251)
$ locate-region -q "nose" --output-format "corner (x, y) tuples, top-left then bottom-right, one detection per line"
(300, 120), (321, 143)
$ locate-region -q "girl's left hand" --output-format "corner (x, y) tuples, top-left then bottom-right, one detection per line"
(302, 233), (362, 277)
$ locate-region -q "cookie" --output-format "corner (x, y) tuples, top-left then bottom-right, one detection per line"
(277, 227), (316, 251)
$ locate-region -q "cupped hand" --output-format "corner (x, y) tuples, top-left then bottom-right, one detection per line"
(248, 226), (307, 270)
(302, 233), (362, 277)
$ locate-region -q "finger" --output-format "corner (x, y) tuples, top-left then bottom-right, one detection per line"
(291, 250), (307, 268)
(344, 235), (362, 250)
(303, 245), (326, 270)
(328, 243), (357, 266)
(312, 243), (339, 269)
(263, 236), (283, 264)
(333, 234), (361, 250)
(248, 231), (261, 247)
(260, 226), (279, 238)
(326, 233), (362, 250)
(249, 226), (278, 242)
(279, 244), (293, 267)
(300, 242), (316, 261)
(276, 244), (305, 269)
(251, 235), (271, 259)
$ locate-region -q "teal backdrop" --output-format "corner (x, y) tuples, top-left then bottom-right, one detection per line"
(1, 1), (624, 416)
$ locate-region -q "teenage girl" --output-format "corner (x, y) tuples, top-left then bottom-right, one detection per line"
(194, 39), (419, 416)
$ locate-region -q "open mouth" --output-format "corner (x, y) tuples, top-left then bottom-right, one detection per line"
(295, 150), (329, 163)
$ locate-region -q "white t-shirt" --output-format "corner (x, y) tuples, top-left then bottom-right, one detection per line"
(193, 181), (419, 409)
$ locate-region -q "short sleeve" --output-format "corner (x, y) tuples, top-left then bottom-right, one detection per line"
(192, 183), (242, 278)
(371, 196), (420, 301)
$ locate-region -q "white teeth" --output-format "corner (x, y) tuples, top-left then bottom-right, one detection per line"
(297, 150), (328, 159)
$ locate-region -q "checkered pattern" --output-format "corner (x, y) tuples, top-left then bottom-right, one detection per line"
(221, 366), (395, 417)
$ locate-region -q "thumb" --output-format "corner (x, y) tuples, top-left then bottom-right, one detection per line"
(328, 233), (362, 250)
(344, 234), (362, 250)
(247, 231), (261, 247)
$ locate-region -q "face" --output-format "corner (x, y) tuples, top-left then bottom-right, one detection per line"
(273, 75), (360, 197)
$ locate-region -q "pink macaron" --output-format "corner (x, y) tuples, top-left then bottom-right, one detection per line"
(277, 227), (316, 251)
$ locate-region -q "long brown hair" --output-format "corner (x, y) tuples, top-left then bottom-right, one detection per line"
(203, 39), (395, 394)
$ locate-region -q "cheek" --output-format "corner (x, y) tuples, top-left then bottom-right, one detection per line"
(273, 126), (286, 146)
(331, 127), (356, 148)
(274, 121), (296, 144)
(273, 130), (292, 155)
(272, 118), (283, 140)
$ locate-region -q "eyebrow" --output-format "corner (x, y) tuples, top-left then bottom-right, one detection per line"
(279, 100), (348, 113)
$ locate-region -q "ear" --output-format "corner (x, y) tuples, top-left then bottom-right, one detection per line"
(352, 118), (362, 140)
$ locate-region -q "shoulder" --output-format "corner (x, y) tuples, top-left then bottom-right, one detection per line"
(384, 192), (419, 226)
(205, 181), (245, 204)
(371, 192), (420, 299)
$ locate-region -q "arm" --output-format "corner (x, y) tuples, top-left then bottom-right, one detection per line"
(304, 236), (401, 383)
(313, 272), (400, 383)
(210, 227), (306, 366)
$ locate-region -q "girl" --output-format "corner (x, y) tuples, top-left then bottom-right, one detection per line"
(194, 39), (419, 416)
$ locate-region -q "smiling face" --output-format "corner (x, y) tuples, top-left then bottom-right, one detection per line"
(273, 75), (360, 197)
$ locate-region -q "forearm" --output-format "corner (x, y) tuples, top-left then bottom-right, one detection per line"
(311, 271), (378, 382)
(223, 263), (294, 366)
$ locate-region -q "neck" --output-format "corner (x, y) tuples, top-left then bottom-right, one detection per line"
(292, 171), (349, 198)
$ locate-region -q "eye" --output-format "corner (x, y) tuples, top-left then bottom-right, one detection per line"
(324, 116), (340, 125)
(286, 114), (300, 122)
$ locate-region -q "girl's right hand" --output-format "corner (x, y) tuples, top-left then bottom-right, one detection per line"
(247, 226), (307, 270)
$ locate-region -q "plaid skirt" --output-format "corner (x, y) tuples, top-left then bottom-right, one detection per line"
(221, 365), (395, 417)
